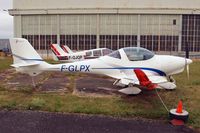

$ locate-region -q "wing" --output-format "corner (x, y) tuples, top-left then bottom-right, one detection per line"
(114, 69), (176, 90)
(112, 68), (166, 83)
(96, 59), (176, 90)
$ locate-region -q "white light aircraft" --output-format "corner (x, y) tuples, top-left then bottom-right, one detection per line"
(10, 38), (192, 95)
(51, 44), (113, 62)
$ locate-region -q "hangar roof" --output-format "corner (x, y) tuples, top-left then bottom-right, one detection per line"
(12, 0), (200, 9)
(9, 0), (200, 15)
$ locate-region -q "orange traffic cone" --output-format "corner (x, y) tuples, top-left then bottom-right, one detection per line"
(169, 99), (189, 124)
(176, 100), (183, 114)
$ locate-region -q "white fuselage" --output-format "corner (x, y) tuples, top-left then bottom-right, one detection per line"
(53, 48), (112, 62)
(10, 38), (193, 90)
(37, 49), (190, 81)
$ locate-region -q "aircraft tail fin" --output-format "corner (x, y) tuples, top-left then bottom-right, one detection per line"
(51, 44), (67, 56)
(61, 45), (73, 54)
(9, 38), (50, 76)
(10, 38), (43, 65)
(50, 44), (68, 61)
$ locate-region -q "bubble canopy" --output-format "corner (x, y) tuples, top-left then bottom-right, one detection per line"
(108, 47), (155, 61)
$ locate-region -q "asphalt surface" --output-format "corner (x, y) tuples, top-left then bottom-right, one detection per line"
(0, 110), (196, 133)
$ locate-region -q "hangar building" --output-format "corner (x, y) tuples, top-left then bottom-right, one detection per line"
(9, 0), (200, 56)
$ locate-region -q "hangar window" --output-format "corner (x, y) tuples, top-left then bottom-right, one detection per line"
(108, 50), (121, 59)
(173, 19), (176, 25)
(123, 47), (154, 61)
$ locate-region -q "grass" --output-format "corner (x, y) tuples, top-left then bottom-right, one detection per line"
(0, 57), (12, 72)
(28, 97), (46, 110)
(0, 91), (162, 117)
(0, 57), (200, 129)
(172, 61), (200, 128)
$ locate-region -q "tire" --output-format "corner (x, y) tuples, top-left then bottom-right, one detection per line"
(169, 109), (189, 122)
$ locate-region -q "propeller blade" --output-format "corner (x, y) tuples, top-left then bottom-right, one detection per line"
(186, 64), (189, 80)
(185, 58), (192, 80)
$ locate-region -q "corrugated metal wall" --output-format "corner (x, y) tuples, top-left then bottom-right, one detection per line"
(20, 14), (200, 52)
(13, 0), (200, 9)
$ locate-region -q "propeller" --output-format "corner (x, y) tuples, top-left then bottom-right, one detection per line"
(185, 58), (192, 80)
(185, 42), (190, 80)
(186, 60), (189, 80)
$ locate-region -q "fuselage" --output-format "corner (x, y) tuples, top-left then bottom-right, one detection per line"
(52, 44), (113, 62)
(42, 48), (192, 80)
(10, 38), (193, 90)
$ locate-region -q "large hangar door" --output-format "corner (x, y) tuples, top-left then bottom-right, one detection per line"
(182, 15), (200, 52)
(60, 15), (97, 50)
(139, 15), (180, 52)
(99, 15), (138, 50)
(21, 15), (58, 58)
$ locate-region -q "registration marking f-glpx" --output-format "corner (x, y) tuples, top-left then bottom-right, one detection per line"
(61, 65), (90, 72)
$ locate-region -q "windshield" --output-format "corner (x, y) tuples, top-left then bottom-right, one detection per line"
(123, 47), (154, 61)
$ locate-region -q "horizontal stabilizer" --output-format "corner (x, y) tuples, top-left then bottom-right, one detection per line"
(9, 38), (51, 76)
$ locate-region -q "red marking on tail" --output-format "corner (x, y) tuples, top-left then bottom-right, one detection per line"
(134, 69), (157, 90)
(51, 44), (61, 56)
(61, 45), (68, 53)
(176, 100), (183, 114)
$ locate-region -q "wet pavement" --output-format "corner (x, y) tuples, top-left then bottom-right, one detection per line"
(1, 69), (121, 95)
(39, 73), (70, 92)
(0, 110), (196, 133)
(76, 74), (120, 95)
(0, 69), (198, 133)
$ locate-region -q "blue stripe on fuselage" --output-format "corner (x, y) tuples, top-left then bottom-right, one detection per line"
(92, 67), (166, 76)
